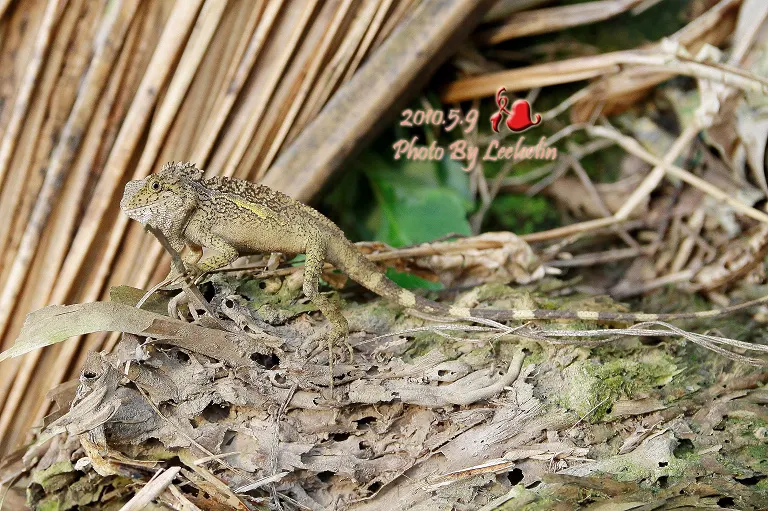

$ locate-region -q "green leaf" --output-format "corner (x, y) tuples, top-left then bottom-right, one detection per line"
(438, 154), (472, 204)
(385, 267), (444, 290)
(369, 181), (471, 246)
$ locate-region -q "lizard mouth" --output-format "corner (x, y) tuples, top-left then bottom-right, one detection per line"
(122, 205), (154, 225)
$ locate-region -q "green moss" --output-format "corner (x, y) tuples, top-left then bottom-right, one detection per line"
(407, 330), (462, 358)
(35, 499), (61, 511)
(744, 442), (768, 474)
(468, 283), (526, 303)
(236, 277), (317, 317)
(747, 444), (768, 460)
(31, 461), (76, 494)
(520, 349), (544, 364)
(664, 454), (701, 479)
(518, 496), (558, 511)
(562, 355), (679, 422)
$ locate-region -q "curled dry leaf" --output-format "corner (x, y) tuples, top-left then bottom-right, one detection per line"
(358, 232), (545, 288)
(19, 301), (533, 508)
(692, 223), (768, 291)
(411, 232), (545, 287)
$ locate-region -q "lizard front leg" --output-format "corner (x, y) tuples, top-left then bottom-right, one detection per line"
(166, 244), (204, 319)
(168, 238), (236, 320)
(188, 235), (240, 280)
(303, 231), (351, 384)
(159, 202), (199, 284)
(164, 242), (203, 283)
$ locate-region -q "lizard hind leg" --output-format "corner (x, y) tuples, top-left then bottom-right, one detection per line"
(303, 233), (351, 385)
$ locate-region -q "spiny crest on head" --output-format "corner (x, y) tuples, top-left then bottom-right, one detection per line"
(159, 161), (203, 181)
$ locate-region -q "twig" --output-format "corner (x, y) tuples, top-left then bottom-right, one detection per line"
(518, 217), (618, 243)
(0, 474), (21, 511)
(547, 245), (652, 268)
(567, 395), (612, 432)
(526, 154), (572, 197)
(587, 125), (768, 225)
(615, 122), (699, 221)
(470, 148), (515, 231)
(477, 0), (645, 44)
(568, 153), (639, 249)
(262, 381), (297, 508)
(118, 466), (181, 511)
(167, 484), (204, 511)
(234, 472), (290, 494)
(354, 308), (768, 365)
(442, 48), (768, 102)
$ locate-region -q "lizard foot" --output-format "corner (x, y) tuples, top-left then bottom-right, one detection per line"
(328, 330), (354, 392)
(326, 329), (353, 363)
(306, 328), (353, 390)
(180, 262), (207, 286)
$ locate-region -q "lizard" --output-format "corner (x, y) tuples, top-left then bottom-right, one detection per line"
(120, 162), (768, 360)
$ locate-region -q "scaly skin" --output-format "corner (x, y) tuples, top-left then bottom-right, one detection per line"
(121, 162), (768, 356)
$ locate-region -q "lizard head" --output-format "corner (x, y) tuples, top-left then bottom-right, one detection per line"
(120, 162), (203, 226)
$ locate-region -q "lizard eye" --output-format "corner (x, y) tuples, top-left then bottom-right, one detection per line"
(151, 182), (160, 191)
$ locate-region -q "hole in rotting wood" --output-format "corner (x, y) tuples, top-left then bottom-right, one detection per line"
(717, 497), (735, 507)
(201, 283), (215, 302)
(736, 475), (765, 486)
(674, 438), (694, 457)
(355, 416), (376, 430)
(507, 468), (524, 485)
(173, 350), (191, 364)
(250, 352), (279, 369)
(201, 403), (231, 422)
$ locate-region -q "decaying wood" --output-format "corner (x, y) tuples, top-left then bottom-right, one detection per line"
(5, 276), (765, 508)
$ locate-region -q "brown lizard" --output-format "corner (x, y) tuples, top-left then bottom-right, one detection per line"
(120, 162), (768, 356)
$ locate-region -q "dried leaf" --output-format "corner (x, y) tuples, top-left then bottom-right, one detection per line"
(0, 302), (279, 366)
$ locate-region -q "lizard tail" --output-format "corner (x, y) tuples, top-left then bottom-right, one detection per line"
(329, 241), (768, 323)
(328, 241), (451, 315)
